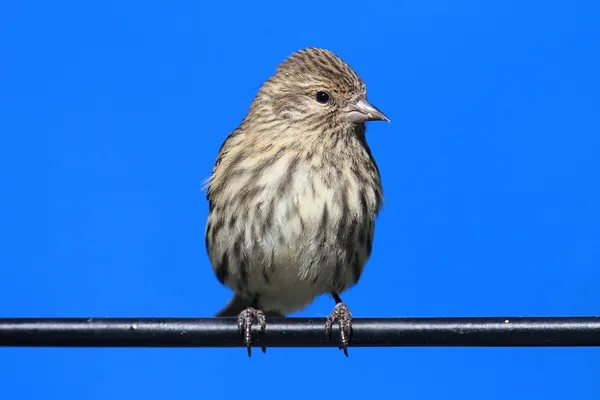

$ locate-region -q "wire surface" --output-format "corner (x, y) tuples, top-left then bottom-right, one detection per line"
(1, 317), (600, 348)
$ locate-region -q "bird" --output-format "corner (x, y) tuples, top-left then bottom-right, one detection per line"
(204, 47), (389, 356)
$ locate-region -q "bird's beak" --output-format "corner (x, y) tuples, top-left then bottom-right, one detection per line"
(345, 98), (390, 124)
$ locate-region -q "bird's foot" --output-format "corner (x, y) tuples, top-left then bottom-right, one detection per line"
(324, 302), (353, 357)
(237, 307), (266, 356)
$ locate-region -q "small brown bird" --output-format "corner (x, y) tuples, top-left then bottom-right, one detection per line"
(205, 47), (389, 355)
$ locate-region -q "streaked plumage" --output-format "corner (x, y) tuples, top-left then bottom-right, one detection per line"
(205, 47), (389, 355)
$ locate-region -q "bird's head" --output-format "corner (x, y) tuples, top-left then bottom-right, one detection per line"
(248, 47), (389, 134)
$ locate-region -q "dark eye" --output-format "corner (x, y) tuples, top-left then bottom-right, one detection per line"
(316, 91), (330, 104)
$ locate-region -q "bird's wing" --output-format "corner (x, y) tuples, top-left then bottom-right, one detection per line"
(204, 128), (242, 209)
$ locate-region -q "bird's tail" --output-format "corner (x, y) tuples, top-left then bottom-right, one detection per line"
(215, 295), (285, 317)
(215, 295), (251, 317)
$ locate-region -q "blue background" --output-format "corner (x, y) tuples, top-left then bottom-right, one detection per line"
(1, 0), (599, 398)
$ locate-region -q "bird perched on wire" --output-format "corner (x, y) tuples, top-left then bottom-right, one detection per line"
(205, 47), (389, 356)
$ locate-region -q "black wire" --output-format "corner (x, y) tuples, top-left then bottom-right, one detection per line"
(1, 317), (599, 348)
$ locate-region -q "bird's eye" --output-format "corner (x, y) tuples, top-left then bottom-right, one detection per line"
(316, 91), (330, 104)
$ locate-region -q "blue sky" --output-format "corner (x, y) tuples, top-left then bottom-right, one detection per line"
(1, 0), (599, 398)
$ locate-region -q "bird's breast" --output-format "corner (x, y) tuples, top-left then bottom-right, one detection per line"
(207, 139), (382, 314)
(251, 154), (379, 298)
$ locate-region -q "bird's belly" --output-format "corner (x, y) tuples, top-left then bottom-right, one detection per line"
(250, 170), (374, 314)
(209, 164), (378, 315)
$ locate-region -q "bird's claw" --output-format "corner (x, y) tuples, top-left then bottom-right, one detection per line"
(237, 307), (266, 356)
(324, 302), (353, 357)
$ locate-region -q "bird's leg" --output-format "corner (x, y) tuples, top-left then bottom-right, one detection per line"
(237, 307), (266, 356)
(237, 298), (267, 357)
(324, 293), (353, 357)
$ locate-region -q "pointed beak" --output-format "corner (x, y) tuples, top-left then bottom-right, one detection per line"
(345, 98), (390, 124)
